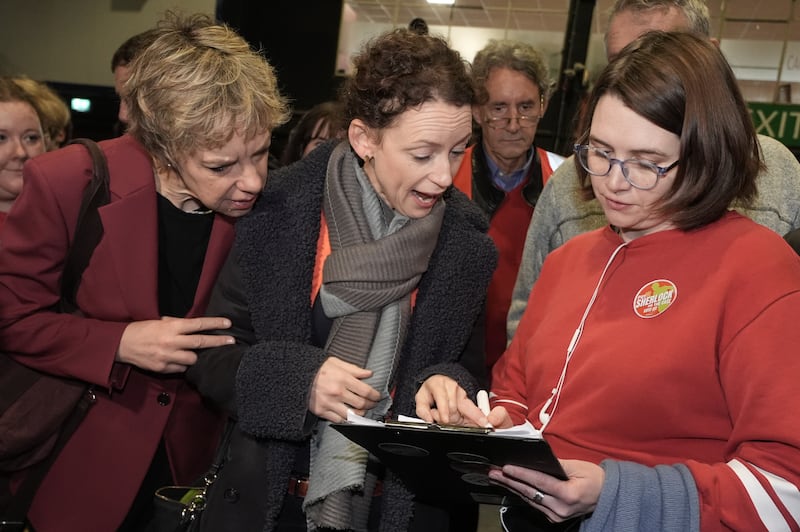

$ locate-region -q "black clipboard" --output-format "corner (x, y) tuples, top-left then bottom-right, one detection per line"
(332, 421), (567, 505)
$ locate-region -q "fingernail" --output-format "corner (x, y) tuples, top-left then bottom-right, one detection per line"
(226, 337), (235, 344)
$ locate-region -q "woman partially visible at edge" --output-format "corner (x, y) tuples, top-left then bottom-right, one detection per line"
(0, 13), (289, 532)
(187, 28), (497, 532)
(279, 100), (345, 166)
(0, 77), (46, 230)
(457, 32), (800, 531)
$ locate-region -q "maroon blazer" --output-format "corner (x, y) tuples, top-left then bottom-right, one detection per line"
(0, 135), (234, 532)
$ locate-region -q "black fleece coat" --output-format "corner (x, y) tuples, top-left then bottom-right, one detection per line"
(187, 141), (497, 532)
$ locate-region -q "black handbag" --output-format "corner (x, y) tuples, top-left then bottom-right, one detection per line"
(147, 420), (236, 532)
(0, 138), (110, 531)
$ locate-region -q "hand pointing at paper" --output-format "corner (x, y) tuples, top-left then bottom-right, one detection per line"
(415, 374), (480, 425)
(416, 381), (514, 429)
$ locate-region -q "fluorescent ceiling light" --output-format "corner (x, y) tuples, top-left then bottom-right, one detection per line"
(427, 0), (455, 4)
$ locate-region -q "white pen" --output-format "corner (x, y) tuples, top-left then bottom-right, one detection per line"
(476, 389), (491, 416)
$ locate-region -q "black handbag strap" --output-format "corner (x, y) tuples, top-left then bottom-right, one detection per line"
(60, 138), (111, 310)
(179, 418), (237, 526)
(1, 139), (110, 531)
(209, 418), (236, 477)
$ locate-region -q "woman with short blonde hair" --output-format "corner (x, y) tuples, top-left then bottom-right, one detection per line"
(0, 12), (289, 532)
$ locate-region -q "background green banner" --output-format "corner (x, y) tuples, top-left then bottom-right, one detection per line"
(748, 102), (800, 148)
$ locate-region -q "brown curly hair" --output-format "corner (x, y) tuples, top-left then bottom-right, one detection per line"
(339, 28), (473, 133)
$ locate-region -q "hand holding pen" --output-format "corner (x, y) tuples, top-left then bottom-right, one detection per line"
(457, 389), (514, 429)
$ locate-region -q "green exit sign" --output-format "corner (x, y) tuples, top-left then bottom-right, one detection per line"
(748, 102), (800, 148)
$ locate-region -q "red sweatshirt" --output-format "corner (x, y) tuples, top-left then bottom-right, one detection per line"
(492, 212), (800, 531)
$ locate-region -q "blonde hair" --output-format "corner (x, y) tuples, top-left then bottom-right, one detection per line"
(125, 12), (290, 168)
(11, 76), (71, 150)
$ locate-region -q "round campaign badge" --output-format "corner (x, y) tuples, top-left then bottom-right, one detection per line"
(632, 279), (677, 318)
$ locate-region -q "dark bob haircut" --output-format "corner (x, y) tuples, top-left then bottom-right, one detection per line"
(575, 31), (762, 230)
(339, 28), (473, 132)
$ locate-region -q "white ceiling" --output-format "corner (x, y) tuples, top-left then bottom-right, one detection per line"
(344, 0), (800, 42)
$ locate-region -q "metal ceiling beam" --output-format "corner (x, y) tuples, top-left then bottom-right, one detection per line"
(536, 0), (595, 155)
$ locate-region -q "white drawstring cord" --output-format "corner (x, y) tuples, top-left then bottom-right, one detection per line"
(536, 240), (629, 433)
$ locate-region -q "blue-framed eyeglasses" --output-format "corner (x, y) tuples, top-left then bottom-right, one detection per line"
(574, 144), (679, 190)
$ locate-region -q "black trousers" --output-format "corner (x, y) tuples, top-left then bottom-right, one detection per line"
(118, 441), (173, 532)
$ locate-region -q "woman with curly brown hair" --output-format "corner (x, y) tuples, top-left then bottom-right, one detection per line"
(186, 28), (497, 531)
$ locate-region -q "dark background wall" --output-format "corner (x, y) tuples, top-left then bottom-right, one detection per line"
(217, 0), (345, 153)
(38, 1), (347, 150)
(217, 0), (344, 110)
(48, 82), (120, 141)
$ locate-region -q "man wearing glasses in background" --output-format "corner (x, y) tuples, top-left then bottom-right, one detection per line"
(453, 40), (564, 381)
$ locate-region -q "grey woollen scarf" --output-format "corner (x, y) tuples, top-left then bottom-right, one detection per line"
(303, 143), (444, 530)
